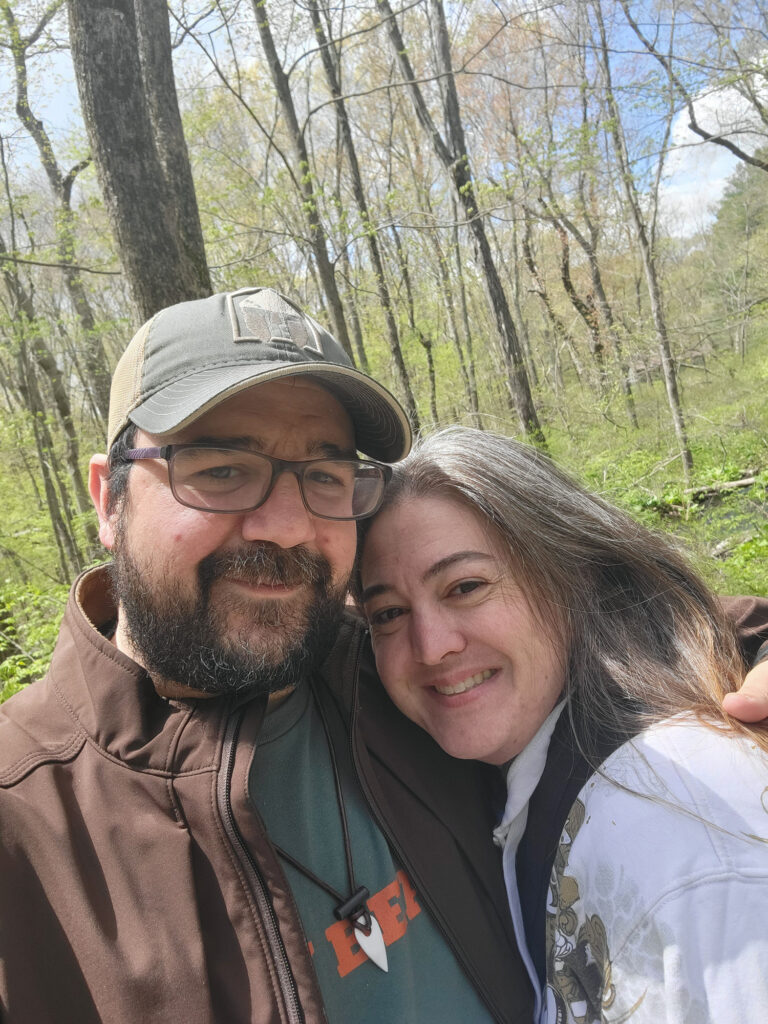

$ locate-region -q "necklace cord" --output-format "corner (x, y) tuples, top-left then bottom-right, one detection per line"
(271, 678), (372, 933)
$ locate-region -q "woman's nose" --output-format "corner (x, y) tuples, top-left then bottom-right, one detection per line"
(411, 609), (466, 665)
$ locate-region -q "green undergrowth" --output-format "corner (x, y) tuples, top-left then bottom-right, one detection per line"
(0, 582), (69, 703)
(547, 338), (768, 596)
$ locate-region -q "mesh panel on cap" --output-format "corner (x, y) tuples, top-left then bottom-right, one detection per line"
(107, 317), (155, 449)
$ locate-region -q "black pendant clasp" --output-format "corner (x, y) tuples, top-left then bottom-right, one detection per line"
(334, 885), (371, 931)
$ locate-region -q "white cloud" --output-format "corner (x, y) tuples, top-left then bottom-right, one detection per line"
(659, 82), (767, 236)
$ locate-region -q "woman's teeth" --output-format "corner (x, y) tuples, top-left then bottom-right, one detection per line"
(434, 669), (493, 696)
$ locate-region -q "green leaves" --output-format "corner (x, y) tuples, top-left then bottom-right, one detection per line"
(0, 580), (68, 701)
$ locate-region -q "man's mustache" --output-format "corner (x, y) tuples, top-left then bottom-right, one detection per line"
(199, 544), (333, 590)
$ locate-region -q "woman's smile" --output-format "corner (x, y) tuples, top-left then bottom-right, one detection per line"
(431, 667), (496, 697)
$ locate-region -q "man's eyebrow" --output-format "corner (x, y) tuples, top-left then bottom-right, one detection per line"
(181, 436), (357, 459)
(313, 441), (357, 459)
(361, 551), (496, 605)
(185, 435), (255, 448)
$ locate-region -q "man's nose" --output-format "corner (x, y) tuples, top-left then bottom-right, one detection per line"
(239, 471), (318, 548)
(410, 609), (466, 665)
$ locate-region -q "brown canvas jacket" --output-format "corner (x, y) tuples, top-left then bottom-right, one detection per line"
(0, 566), (533, 1024)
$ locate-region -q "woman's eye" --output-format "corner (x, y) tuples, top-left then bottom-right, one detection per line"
(369, 606), (404, 627)
(451, 579), (484, 597)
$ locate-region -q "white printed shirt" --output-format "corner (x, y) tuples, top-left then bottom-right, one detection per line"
(543, 717), (768, 1024)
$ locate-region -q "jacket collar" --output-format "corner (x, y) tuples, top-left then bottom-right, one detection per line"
(47, 565), (231, 773)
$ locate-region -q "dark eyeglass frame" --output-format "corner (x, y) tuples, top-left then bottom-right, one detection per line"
(111, 443), (393, 521)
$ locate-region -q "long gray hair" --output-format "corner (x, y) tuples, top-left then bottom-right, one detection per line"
(357, 426), (764, 763)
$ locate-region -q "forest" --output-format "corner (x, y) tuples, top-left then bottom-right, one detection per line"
(0, 0), (766, 698)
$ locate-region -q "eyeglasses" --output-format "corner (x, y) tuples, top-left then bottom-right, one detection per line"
(114, 444), (392, 521)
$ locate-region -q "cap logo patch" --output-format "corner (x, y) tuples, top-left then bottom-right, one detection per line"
(226, 291), (324, 357)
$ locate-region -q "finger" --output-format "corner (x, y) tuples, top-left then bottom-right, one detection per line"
(723, 662), (768, 723)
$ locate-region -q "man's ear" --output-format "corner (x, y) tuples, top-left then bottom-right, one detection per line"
(89, 454), (117, 550)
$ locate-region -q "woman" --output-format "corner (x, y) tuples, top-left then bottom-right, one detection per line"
(356, 426), (768, 1024)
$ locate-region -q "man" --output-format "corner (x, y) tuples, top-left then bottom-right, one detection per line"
(0, 288), (531, 1024)
(0, 287), (766, 1024)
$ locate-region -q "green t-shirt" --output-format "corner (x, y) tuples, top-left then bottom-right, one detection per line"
(249, 681), (493, 1023)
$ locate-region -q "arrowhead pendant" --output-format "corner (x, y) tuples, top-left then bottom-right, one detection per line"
(353, 912), (388, 972)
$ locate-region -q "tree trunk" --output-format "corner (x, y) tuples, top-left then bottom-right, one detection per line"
(67, 0), (211, 321)
(338, 249), (370, 373)
(557, 226), (604, 369)
(520, 212), (584, 382)
(583, 248), (638, 429)
(396, 176), (476, 424)
(383, 212), (440, 425)
(308, 0), (419, 427)
(2, 0), (112, 420)
(505, 214), (538, 390)
(134, 0), (211, 301)
(251, 0), (356, 363)
(489, 216), (539, 389)
(431, 226), (477, 418)
(420, 336), (439, 425)
(378, 0), (544, 444)
(0, 231), (99, 557)
(17, 342), (83, 580)
(593, 1), (691, 476)
(451, 207), (483, 428)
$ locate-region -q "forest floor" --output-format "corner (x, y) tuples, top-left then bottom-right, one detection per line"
(547, 335), (768, 597)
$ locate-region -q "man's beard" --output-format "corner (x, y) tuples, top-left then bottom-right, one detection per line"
(110, 538), (348, 697)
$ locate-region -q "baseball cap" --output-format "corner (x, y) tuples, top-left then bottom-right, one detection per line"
(107, 287), (412, 462)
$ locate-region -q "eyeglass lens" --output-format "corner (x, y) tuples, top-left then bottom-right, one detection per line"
(169, 447), (385, 519)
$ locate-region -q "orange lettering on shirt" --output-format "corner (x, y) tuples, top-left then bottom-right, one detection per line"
(325, 919), (367, 979)
(368, 879), (407, 944)
(397, 870), (422, 921)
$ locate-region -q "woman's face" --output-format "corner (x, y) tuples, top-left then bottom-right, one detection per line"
(360, 494), (566, 764)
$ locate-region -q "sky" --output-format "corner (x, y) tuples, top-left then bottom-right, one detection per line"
(659, 85), (766, 237)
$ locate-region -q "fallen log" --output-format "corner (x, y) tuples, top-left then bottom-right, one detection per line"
(684, 476), (758, 499)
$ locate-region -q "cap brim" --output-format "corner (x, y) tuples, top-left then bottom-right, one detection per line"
(129, 361), (412, 463)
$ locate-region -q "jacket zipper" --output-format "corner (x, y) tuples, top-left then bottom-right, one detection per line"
(346, 626), (506, 1024)
(218, 704), (305, 1024)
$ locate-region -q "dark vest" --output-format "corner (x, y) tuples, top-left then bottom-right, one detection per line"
(514, 711), (627, 986)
